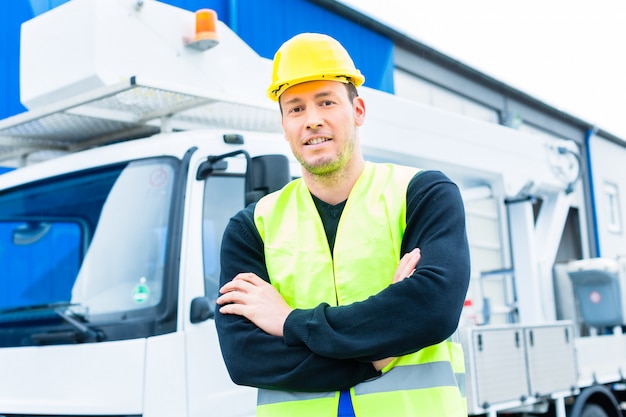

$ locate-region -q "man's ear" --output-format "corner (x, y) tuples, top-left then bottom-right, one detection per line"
(354, 96), (366, 127)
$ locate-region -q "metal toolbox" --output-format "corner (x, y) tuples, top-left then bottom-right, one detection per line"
(462, 322), (577, 415)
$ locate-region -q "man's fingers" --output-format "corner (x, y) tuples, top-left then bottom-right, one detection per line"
(393, 248), (421, 283)
(216, 287), (243, 306)
(220, 280), (248, 295)
(217, 272), (271, 305)
(220, 273), (260, 295)
(233, 272), (265, 285)
(218, 302), (244, 315)
(217, 278), (257, 306)
(216, 272), (292, 336)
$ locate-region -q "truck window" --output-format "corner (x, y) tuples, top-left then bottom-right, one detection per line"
(70, 159), (176, 315)
(0, 157), (180, 346)
(202, 175), (247, 303)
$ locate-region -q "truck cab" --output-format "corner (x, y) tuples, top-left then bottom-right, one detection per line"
(0, 127), (296, 416)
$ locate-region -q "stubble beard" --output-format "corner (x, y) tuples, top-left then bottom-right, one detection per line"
(299, 139), (355, 184)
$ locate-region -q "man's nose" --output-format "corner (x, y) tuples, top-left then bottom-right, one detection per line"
(305, 108), (323, 129)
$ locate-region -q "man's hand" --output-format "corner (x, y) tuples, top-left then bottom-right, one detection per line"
(372, 357), (394, 371)
(217, 273), (293, 337)
(393, 247), (420, 283)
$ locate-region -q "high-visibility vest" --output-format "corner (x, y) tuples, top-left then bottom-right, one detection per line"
(254, 162), (466, 417)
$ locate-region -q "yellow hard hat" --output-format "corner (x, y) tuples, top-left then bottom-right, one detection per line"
(267, 33), (365, 102)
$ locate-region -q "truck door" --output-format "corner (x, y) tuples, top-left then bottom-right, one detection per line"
(182, 150), (291, 416)
(183, 168), (257, 417)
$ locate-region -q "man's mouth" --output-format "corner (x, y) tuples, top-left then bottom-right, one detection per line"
(305, 137), (331, 145)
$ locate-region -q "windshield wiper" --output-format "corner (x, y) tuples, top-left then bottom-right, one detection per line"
(0, 302), (105, 344)
(29, 307), (104, 344)
(48, 307), (104, 343)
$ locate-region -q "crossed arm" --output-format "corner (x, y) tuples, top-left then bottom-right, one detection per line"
(217, 248), (420, 339)
(217, 248), (420, 374)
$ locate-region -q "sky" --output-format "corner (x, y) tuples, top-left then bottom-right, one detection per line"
(339, 0), (626, 140)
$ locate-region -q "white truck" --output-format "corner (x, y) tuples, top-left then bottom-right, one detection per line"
(0, 1), (625, 416)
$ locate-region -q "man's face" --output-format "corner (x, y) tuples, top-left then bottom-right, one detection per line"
(279, 80), (365, 176)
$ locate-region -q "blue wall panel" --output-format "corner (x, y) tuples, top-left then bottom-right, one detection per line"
(231, 0), (394, 92)
(0, 1), (33, 120)
(1, 1), (75, 120)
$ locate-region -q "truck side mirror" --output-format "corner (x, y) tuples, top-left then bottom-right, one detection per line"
(190, 296), (214, 323)
(245, 154), (291, 206)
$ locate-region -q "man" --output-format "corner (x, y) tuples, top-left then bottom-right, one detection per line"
(215, 32), (470, 417)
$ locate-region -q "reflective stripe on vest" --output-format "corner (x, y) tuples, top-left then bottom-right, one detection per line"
(257, 359), (466, 417)
(254, 162), (466, 417)
(259, 361), (457, 406)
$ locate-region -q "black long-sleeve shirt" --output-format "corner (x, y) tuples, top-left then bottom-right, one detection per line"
(215, 169), (470, 392)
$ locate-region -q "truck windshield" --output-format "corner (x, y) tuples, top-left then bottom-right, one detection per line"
(0, 158), (178, 341)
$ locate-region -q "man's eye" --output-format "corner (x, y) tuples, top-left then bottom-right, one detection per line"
(289, 106), (303, 113)
(320, 100), (334, 106)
